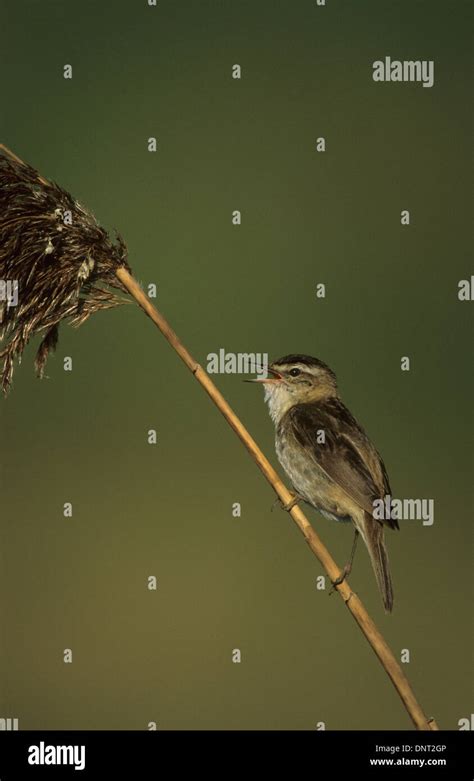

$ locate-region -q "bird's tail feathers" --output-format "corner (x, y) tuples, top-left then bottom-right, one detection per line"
(359, 514), (394, 613)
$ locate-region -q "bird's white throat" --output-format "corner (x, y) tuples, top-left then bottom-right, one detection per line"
(263, 382), (296, 425)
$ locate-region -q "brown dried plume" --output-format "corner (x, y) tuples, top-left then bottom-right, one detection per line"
(0, 147), (132, 393)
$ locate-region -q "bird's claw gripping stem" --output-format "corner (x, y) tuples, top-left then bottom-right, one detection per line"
(272, 493), (304, 512)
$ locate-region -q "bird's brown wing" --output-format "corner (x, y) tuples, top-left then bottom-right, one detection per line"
(286, 399), (398, 530)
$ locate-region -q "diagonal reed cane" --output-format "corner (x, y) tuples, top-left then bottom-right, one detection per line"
(0, 144), (438, 730)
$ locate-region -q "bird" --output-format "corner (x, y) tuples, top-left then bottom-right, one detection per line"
(251, 354), (398, 612)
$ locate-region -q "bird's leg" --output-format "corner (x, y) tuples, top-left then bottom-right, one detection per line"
(329, 530), (359, 593)
(271, 492), (305, 513)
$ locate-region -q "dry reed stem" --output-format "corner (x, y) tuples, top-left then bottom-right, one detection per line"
(116, 267), (439, 732)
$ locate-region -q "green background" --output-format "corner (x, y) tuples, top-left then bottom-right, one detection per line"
(0, 0), (472, 730)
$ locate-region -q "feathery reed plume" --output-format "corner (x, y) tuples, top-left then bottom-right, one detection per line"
(0, 148), (131, 392)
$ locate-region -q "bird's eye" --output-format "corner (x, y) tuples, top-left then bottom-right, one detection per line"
(289, 368), (300, 377)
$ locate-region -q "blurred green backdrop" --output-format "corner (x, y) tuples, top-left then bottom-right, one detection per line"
(0, 0), (472, 730)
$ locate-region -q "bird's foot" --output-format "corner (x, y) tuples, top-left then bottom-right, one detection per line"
(272, 492), (305, 513)
(329, 530), (359, 595)
(329, 563), (352, 595)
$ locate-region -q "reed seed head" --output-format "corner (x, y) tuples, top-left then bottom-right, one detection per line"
(0, 149), (132, 393)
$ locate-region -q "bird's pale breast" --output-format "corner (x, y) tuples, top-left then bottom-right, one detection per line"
(276, 421), (353, 523)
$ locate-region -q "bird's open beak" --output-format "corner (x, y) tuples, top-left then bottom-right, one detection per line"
(244, 367), (283, 384)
